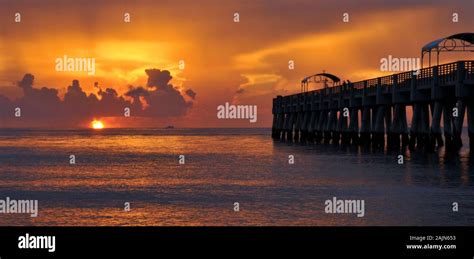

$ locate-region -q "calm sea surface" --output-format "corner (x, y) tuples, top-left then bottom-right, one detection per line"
(0, 128), (473, 226)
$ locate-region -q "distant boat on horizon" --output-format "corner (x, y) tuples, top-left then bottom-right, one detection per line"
(164, 125), (175, 129)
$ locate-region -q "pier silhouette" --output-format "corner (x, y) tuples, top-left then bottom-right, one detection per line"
(271, 33), (474, 152)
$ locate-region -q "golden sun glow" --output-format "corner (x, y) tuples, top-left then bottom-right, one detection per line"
(91, 120), (105, 129)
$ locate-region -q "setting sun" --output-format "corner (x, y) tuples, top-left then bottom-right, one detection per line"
(91, 120), (105, 129)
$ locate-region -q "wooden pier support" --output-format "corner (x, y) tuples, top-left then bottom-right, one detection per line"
(285, 112), (295, 141)
(468, 101), (474, 151)
(293, 112), (302, 142)
(384, 106), (393, 148)
(453, 100), (466, 150)
(327, 110), (338, 144)
(301, 110), (311, 142)
(348, 108), (360, 145)
(419, 103), (431, 151)
(389, 104), (401, 149)
(360, 107), (372, 145)
(443, 102), (454, 149)
(272, 111), (285, 140)
(307, 111), (317, 142)
(373, 106), (386, 149)
(409, 104), (420, 150)
(400, 105), (409, 147)
(339, 109), (349, 146)
(429, 101), (444, 151)
(318, 110), (328, 144)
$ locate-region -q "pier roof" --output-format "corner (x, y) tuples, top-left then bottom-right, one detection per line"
(301, 73), (341, 84)
(301, 73), (341, 92)
(422, 33), (474, 53)
(421, 33), (474, 67)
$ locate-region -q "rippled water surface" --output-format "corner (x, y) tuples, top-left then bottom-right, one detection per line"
(0, 128), (473, 226)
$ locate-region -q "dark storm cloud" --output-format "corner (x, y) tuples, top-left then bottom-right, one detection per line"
(185, 89), (196, 99)
(124, 86), (150, 98)
(145, 69), (173, 89)
(0, 69), (195, 126)
(126, 69), (193, 117)
(15, 74), (62, 118)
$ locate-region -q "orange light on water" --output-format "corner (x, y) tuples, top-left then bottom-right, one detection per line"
(91, 120), (105, 129)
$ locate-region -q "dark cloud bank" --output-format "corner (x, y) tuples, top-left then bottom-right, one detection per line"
(0, 69), (196, 127)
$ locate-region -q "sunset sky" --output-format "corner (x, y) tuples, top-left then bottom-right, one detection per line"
(1, 0), (473, 128)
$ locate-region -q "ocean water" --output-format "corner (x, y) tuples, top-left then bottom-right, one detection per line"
(0, 128), (473, 226)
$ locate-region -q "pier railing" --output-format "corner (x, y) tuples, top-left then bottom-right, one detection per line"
(273, 60), (474, 115)
(281, 60), (474, 100)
